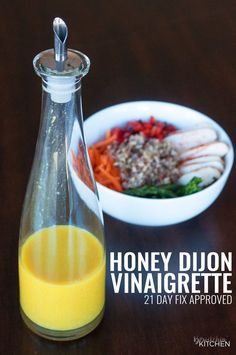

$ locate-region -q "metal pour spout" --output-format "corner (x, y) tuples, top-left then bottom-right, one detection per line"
(53, 17), (68, 70)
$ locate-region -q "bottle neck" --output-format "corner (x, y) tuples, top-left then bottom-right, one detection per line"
(39, 84), (83, 151)
(25, 81), (93, 229)
(34, 81), (86, 200)
(41, 76), (81, 104)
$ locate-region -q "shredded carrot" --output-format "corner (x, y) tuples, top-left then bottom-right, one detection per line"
(72, 130), (123, 192)
(84, 132), (123, 192)
(71, 149), (94, 190)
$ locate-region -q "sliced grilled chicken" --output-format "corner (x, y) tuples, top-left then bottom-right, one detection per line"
(165, 127), (217, 151)
(180, 142), (229, 160)
(181, 155), (223, 165)
(180, 160), (224, 174)
(178, 166), (221, 187)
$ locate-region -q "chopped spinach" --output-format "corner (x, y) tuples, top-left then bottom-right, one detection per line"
(123, 177), (202, 198)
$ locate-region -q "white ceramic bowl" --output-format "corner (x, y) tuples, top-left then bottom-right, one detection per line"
(84, 101), (234, 226)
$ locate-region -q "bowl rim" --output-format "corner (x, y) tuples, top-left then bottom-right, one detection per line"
(85, 100), (234, 203)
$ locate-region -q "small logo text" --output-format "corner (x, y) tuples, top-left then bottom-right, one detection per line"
(193, 336), (230, 348)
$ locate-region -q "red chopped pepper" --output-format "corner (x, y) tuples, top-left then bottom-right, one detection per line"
(111, 116), (177, 143)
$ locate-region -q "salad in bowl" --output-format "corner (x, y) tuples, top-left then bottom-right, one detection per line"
(73, 101), (233, 226)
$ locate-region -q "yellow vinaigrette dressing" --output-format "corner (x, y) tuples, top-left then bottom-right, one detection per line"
(19, 226), (105, 331)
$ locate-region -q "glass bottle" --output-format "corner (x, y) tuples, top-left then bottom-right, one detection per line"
(18, 18), (105, 341)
